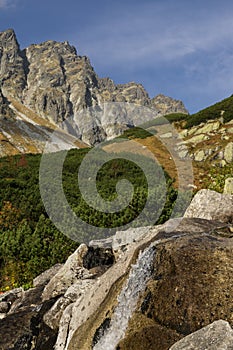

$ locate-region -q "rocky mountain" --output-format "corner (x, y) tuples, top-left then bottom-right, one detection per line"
(1, 28), (233, 350)
(0, 28), (187, 156)
(0, 189), (233, 350)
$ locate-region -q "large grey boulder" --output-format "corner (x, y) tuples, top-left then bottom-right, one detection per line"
(65, 218), (233, 350)
(169, 320), (233, 350)
(42, 244), (91, 300)
(1, 217), (233, 350)
(112, 226), (153, 253)
(184, 189), (233, 223)
(33, 263), (63, 287)
(44, 281), (94, 331)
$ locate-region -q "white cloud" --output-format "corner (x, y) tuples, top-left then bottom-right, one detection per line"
(0, 0), (8, 8)
(76, 2), (233, 68)
(68, 0), (233, 112)
(0, 0), (15, 9)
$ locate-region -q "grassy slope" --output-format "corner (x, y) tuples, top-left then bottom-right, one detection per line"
(0, 95), (232, 290)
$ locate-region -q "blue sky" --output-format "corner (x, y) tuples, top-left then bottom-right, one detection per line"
(1, 0), (233, 113)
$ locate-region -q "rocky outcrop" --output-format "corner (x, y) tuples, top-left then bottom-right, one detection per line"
(177, 117), (233, 165)
(0, 29), (27, 99)
(54, 190), (233, 349)
(0, 244), (116, 349)
(0, 28), (188, 155)
(184, 189), (233, 223)
(0, 284), (58, 350)
(169, 320), (233, 350)
(0, 190), (233, 350)
(151, 94), (188, 115)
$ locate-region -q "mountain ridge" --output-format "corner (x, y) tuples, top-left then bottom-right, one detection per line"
(0, 28), (187, 156)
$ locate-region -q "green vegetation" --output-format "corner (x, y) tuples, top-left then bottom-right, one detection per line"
(161, 112), (189, 123)
(118, 127), (153, 139)
(202, 163), (233, 193)
(141, 113), (188, 129)
(123, 96), (233, 133)
(113, 113), (189, 140)
(0, 148), (179, 290)
(0, 94), (233, 292)
(0, 153), (79, 290)
(184, 95), (233, 128)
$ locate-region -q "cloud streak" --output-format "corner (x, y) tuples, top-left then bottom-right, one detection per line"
(1, 0), (233, 113)
(0, 0), (15, 9)
(71, 1), (233, 112)
(77, 8), (233, 66)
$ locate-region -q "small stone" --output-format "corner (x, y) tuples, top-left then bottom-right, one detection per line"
(224, 178), (233, 195)
(194, 150), (206, 162)
(224, 142), (233, 163)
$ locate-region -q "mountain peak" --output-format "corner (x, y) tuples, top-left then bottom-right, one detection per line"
(27, 39), (77, 56)
(0, 28), (19, 49)
(0, 29), (188, 154)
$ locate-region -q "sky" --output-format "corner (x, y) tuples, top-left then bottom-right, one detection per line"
(1, 0), (233, 113)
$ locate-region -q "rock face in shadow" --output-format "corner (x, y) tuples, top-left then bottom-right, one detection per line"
(0, 284), (58, 350)
(0, 244), (116, 350)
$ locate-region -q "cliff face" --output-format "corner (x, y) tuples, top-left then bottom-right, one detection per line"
(0, 29), (27, 99)
(0, 29), (188, 153)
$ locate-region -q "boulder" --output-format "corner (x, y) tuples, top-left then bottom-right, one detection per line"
(224, 142), (233, 163)
(112, 226), (153, 252)
(0, 284), (58, 350)
(184, 189), (233, 223)
(116, 222), (233, 350)
(193, 149), (206, 161)
(169, 320), (233, 350)
(42, 244), (91, 300)
(224, 178), (233, 195)
(0, 287), (24, 305)
(33, 263), (63, 287)
(66, 218), (233, 350)
(44, 281), (94, 331)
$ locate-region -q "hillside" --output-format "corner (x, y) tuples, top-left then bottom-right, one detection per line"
(110, 96), (233, 190)
(0, 93), (232, 289)
(0, 28), (232, 290)
(0, 28), (232, 350)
